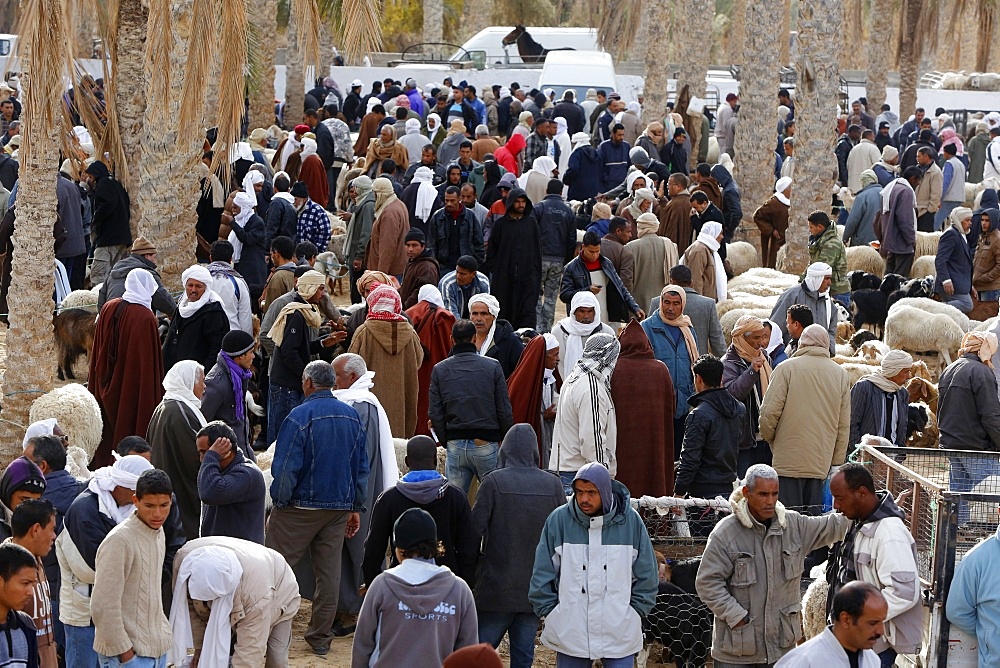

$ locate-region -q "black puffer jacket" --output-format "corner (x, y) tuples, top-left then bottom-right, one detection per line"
(675, 387), (745, 496)
(162, 301), (230, 371)
(483, 319), (524, 378)
(86, 160), (132, 247)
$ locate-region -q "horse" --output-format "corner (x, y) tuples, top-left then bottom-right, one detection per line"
(501, 25), (574, 64)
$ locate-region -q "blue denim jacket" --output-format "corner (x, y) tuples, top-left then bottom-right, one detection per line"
(641, 312), (697, 418)
(270, 389), (370, 511)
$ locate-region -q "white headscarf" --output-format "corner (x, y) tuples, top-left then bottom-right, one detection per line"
(177, 265), (222, 318)
(804, 261), (833, 295)
(169, 546), (244, 668)
(764, 319), (784, 356)
(554, 117), (568, 136)
(519, 156), (557, 189)
(121, 269), (159, 310)
(418, 284), (445, 308)
(405, 118), (421, 135)
(241, 170), (263, 196)
(468, 294), (501, 355)
(694, 221), (728, 302)
(87, 455), (154, 525)
(427, 113), (442, 138)
(333, 371), (400, 491)
(162, 360), (207, 427)
(774, 176), (792, 205)
(300, 137), (318, 159)
(22, 419), (58, 449)
(571, 132), (590, 150)
(558, 291), (602, 375)
(229, 190), (257, 263)
(412, 166), (438, 223)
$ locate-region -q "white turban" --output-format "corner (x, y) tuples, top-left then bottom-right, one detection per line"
(162, 360), (207, 428)
(22, 419), (59, 449)
(468, 293), (500, 317)
(178, 265), (221, 318)
(87, 455), (154, 524)
(804, 262), (832, 293)
(418, 284), (445, 308)
(241, 170), (263, 196)
(300, 137), (318, 159)
(880, 350), (913, 376)
(543, 332), (559, 350)
(121, 268), (159, 310)
(775, 176), (792, 194)
(169, 546), (244, 668)
(405, 118), (421, 134)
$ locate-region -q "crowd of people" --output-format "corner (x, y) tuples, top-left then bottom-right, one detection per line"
(3, 69), (1000, 667)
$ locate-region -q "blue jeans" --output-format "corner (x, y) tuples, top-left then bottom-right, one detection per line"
(478, 611), (539, 668)
(98, 654), (167, 667)
(268, 385), (304, 444)
(949, 455), (1000, 524)
(937, 289), (974, 313)
(65, 624), (98, 668)
(446, 440), (499, 494)
(556, 653), (634, 667)
(536, 259), (564, 333)
(557, 470), (578, 496)
(935, 201), (963, 230)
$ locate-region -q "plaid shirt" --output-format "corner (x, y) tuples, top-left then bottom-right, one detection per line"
(524, 132), (550, 173)
(296, 199), (331, 249)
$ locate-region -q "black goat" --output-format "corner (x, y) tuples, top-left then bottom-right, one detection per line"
(849, 329), (880, 351)
(886, 276), (934, 311)
(847, 270), (881, 292)
(643, 557), (712, 668)
(849, 273), (904, 338)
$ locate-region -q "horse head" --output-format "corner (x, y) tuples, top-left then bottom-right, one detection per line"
(502, 25), (526, 46)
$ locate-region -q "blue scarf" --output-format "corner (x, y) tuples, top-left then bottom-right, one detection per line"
(222, 353), (253, 422)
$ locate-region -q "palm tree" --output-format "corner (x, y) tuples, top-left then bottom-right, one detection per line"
(866, 0), (894, 113)
(783, 0), (840, 274)
(732, 1), (782, 235)
(897, 0), (938, 118)
(639, 0), (671, 126)
(839, 0), (864, 70)
(423, 0), (444, 44)
(1, 0), (63, 452)
(248, 0), (278, 129)
(727, 0), (746, 64)
(676, 0), (714, 100)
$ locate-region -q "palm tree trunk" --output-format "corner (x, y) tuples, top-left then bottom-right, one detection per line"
(0, 0), (61, 452)
(976, 0), (997, 72)
(640, 0), (671, 126)
(779, 0), (792, 65)
(784, 0), (840, 275)
(137, 0), (202, 287)
(113, 0), (149, 236)
(423, 0), (443, 44)
(733, 1), (782, 235)
(865, 0), (893, 113)
(898, 0), (922, 119)
(838, 0), (864, 70)
(249, 0), (277, 129)
(284, 15), (305, 129)
(727, 0), (746, 64)
(677, 0), (713, 99)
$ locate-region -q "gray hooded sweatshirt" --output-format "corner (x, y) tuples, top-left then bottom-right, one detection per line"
(471, 424), (566, 612)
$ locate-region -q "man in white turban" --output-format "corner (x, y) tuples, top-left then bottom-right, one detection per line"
(468, 293), (524, 378)
(850, 349), (913, 447)
(551, 291), (615, 380)
(770, 261), (838, 356)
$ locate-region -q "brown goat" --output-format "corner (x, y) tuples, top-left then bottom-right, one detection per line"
(53, 308), (96, 380)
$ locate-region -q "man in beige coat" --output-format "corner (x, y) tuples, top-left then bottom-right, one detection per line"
(758, 323), (850, 516)
(915, 146), (943, 233)
(170, 536), (301, 668)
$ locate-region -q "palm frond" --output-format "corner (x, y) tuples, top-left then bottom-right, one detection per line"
(14, 0), (67, 161)
(595, 0), (644, 61)
(144, 0), (173, 126)
(289, 0), (321, 67)
(177, 0), (215, 149)
(210, 0), (249, 188)
(94, 0), (127, 175)
(976, 0), (997, 71)
(336, 0), (382, 63)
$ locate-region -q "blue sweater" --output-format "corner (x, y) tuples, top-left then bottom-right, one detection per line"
(641, 312), (697, 418)
(198, 448), (267, 544)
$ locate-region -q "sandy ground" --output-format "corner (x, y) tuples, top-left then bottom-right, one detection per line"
(286, 601), (566, 667)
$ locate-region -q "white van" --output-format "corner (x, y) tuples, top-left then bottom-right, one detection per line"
(537, 50), (617, 100)
(452, 27), (599, 66)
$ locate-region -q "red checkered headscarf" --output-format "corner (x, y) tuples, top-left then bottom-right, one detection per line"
(366, 284), (405, 322)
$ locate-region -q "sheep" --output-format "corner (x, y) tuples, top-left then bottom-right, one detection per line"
(857, 339), (890, 362)
(974, 316), (999, 332)
(725, 241), (759, 277)
(802, 576), (831, 640)
(910, 254), (936, 279)
(727, 268), (799, 298)
(847, 271), (880, 292)
(716, 292), (778, 317)
(906, 376), (939, 414)
(837, 360), (882, 387)
(29, 383), (103, 462)
(836, 319), (856, 344)
(891, 297), (971, 332)
(885, 277), (934, 311)
(835, 343), (855, 358)
(845, 245), (885, 277)
(915, 231), (942, 260)
(884, 305), (964, 369)
(910, 359), (933, 382)
(57, 287), (101, 314)
(906, 402), (940, 448)
(849, 273), (903, 336)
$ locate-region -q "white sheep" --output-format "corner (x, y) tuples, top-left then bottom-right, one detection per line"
(885, 305), (964, 368)
(727, 268), (799, 298)
(858, 339), (890, 362)
(725, 241), (759, 277)
(716, 292), (778, 317)
(974, 316), (999, 332)
(802, 577), (830, 640)
(57, 287), (101, 313)
(845, 245), (885, 277)
(29, 383), (103, 462)
(890, 297), (970, 332)
(910, 254), (936, 279)
(915, 231), (942, 260)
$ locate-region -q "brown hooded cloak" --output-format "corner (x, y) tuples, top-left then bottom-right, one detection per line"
(405, 300), (456, 437)
(506, 336), (548, 458)
(348, 319), (424, 437)
(610, 320), (675, 496)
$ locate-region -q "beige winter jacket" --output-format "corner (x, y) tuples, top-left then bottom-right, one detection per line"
(173, 537), (301, 667)
(915, 163), (942, 216)
(758, 346), (851, 479)
(695, 487), (850, 665)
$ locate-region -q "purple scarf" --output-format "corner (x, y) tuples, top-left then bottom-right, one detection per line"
(222, 352), (253, 422)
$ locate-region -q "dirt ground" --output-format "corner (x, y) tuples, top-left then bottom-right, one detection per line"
(286, 602), (562, 667)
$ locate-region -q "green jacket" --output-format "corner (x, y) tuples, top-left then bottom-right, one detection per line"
(807, 225), (849, 295)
